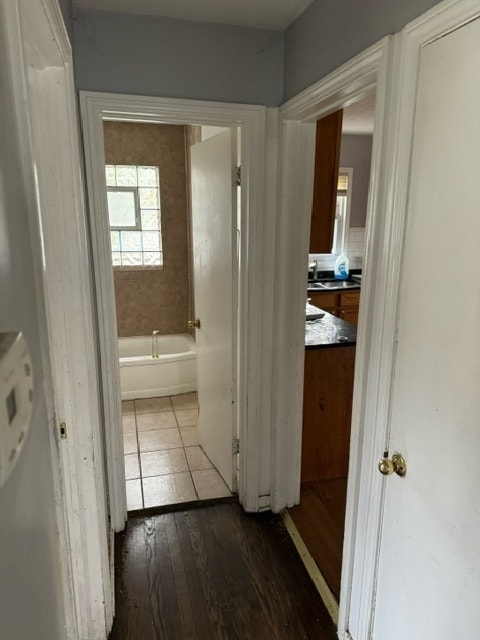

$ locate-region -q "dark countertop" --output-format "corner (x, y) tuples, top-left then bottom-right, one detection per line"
(305, 311), (357, 349)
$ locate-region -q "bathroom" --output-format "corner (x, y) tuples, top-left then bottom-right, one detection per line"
(104, 120), (233, 510)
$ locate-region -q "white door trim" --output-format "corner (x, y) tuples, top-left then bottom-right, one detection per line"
(3, 1), (112, 638)
(272, 36), (404, 639)
(275, 0), (480, 635)
(79, 91), (269, 517)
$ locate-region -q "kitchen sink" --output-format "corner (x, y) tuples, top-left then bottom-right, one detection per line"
(308, 280), (360, 290)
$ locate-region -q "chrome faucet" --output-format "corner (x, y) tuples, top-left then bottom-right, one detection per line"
(152, 330), (159, 359)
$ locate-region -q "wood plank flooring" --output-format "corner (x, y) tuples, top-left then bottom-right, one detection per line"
(288, 478), (348, 600)
(109, 502), (337, 640)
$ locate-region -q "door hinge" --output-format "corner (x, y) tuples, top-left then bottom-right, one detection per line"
(235, 165), (241, 187)
(232, 437), (240, 455)
(59, 422), (67, 439)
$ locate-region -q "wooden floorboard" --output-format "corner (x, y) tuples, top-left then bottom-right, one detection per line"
(109, 502), (337, 640)
(288, 478), (348, 600)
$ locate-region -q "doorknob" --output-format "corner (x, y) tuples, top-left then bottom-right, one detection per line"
(188, 318), (201, 329)
(378, 452), (407, 477)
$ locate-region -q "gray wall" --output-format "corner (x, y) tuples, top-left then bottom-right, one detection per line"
(73, 10), (284, 107)
(340, 134), (372, 227)
(284, 0), (443, 100)
(0, 22), (65, 640)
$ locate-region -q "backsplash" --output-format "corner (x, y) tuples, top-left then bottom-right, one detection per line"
(309, 227), (365, 271)
(104, 121), (191, 337)
(347, 227), (365, 264)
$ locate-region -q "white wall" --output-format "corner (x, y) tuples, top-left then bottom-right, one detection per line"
(340, 134), (373, 227)
(0, 12), (65, 639)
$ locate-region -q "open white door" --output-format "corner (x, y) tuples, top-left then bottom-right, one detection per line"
(190, 129), (237, 492)
(371, 14), (480, 639)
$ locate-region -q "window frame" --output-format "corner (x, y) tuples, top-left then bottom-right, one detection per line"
(105, 163), (163, 269)
(331, 166), (353, 256)
(106, 186), (141, 231)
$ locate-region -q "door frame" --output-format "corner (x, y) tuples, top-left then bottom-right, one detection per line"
(80, 91), (269, 520)
(3, 1), (112, 638)
(274, 0), (480, 636)
(272, 35), (403, 638)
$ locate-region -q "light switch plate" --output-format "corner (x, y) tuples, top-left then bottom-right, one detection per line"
(0, 332), (34, 487)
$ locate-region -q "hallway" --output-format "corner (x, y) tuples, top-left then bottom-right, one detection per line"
(108, 502), (337, 639)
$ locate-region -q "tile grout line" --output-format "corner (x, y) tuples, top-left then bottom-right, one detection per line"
(174, 398), (200, 500)
(125, 392), (227, 509)
(133, 399), (145, 509)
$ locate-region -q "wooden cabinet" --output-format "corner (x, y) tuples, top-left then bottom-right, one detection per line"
(307, 291), (338, 316)
(302, 346), (356, 482)
(338, 291), (360, 325)
(310, 111), (343, 253)
(307, 290), (360, 325)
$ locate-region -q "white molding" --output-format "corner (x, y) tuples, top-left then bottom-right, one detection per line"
(281, 39), (387, 122)
(79, 91), (269, 515)
(4, 1), (112, 638)
(281, 510), (339, 624)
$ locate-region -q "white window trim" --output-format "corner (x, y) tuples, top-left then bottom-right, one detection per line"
(332, 166), (353, 256)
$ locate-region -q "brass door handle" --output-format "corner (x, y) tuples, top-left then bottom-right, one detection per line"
(378, 453), (407, 477)
(188, 319), (201, 329)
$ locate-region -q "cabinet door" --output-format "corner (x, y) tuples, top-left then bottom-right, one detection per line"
(339, 291), (360, 326)
(340, 307), (359, 325)
(302, 346), (356, 481)
(310, 110), (343, 253)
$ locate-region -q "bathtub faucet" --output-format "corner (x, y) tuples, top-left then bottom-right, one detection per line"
(152, 330), (160, 359)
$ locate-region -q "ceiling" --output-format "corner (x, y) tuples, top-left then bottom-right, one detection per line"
(72, 0), (315, 30)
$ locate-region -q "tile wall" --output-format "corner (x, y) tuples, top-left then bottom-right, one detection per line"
(347, 227), (365, 267)
(104, 121), (191, 337)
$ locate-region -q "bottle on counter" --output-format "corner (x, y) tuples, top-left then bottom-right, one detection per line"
(334, 252), (349, 280)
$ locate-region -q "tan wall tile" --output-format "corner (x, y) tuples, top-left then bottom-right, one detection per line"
(104, 121), (192, 336)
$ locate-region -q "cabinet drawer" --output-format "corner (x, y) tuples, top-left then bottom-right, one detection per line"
(339, 291), (360, 307)
(307, 292), (338, 308)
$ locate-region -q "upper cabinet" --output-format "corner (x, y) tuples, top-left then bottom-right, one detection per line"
(310, 109), (343, 254)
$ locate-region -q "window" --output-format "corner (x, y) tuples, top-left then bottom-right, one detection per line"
(105, 164), (163, 267)
(331, 168), (353, 255)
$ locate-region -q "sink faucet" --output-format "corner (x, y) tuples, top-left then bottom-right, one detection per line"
(312, 259), (319, 280)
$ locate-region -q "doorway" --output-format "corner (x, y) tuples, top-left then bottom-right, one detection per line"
(287, 92), (376, 611)
(271, 36), (399, 636)
(80, 92), (269, 528)
(98, 120), (238, 510)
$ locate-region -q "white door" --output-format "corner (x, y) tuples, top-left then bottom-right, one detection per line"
(372, 17), (480, 639)
(190, 129), (237, 491)
(3, 1), (113, 637)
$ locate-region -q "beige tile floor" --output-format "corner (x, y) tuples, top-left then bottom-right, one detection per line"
(122, 392), (232, 510)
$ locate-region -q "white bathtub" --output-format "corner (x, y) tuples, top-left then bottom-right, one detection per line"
(119, 334), (197, 400)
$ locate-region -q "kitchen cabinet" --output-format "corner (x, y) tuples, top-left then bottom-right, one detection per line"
(307, 289), (360, 325)
(310, 110), (343, 253)
(302, 344), (355, 481)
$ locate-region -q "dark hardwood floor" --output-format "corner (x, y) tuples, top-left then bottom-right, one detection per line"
(288, 478), (348, 600)
(109, 501), (337, 640)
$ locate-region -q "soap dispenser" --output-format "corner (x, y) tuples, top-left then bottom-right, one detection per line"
(334, 253), (349, 280)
